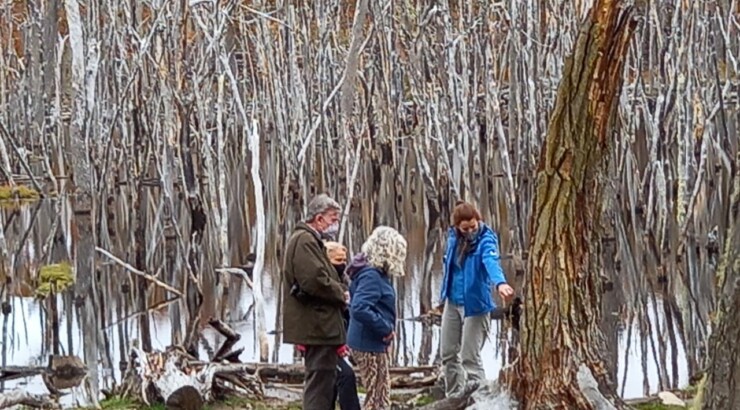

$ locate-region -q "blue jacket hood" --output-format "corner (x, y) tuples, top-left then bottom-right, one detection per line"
(346, 252), (370, 280)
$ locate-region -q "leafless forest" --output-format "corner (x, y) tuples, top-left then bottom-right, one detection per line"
(0, 0), (738, 407)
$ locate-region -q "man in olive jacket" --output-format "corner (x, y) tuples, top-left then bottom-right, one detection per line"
(282, 194), (348, 410)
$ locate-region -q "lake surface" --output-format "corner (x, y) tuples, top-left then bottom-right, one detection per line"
(0, 200), (691, 407)
(2, 280), (687, 407)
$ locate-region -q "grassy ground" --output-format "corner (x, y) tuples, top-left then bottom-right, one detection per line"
(73, 396), (302, 410)
(75, 392), (438, 410)
(633, 404), (687, 410)
(72, 393), (701, 410)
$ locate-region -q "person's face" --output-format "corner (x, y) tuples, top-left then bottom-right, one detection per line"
(457, 218), (479, 235)
(316, 209), (340, 233)
(327, 245), (347, 265)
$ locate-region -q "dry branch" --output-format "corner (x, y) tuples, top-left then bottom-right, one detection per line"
(208, 318), (241, 362)
(96, 247), (183, 297)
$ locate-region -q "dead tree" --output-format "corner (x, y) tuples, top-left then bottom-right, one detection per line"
(699, 153), (740, 409)
(504, 1), (638, 408)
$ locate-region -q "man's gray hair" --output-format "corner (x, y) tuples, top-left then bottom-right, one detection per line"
(306, 194), (341, 221)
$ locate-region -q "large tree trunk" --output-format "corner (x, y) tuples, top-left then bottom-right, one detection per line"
(505, 1), (637, 409)
(699, 153), (740, 409)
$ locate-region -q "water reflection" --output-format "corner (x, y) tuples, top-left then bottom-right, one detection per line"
(0, 201), (691, 407)
(2, 290), (687, 407)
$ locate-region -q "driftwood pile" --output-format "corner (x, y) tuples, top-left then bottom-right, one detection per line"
(117, 318), (440, 408)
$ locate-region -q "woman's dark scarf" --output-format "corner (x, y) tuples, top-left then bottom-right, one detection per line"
(455, 227), (480, 264)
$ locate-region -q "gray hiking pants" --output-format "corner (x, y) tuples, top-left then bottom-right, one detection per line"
(440, 302), (491, 397)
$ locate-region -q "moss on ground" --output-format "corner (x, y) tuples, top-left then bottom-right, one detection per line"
(36, 261), (75, 297)
(218, 396), (302, 409)
(633, 404), (686, 410)
(73, 396), (164, 410)
(412, 394), (435, 406)
(73, 396), (302, 410)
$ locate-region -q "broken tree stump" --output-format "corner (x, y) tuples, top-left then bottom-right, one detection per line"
(186, 361), (439, 389)
(165, 386), (204, 410)
(119, 346), (264, 407)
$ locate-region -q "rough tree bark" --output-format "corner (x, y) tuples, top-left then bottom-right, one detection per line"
(699, 152), (740, 409)
(505, 1), (637, 408)
(64, 0), (100, 404)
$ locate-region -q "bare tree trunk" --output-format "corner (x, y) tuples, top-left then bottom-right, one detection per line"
(505, 1), (637, 408)
(248, 120), (269, 363)
(64, 0), (100, 403)
(699, 153), (740, 409)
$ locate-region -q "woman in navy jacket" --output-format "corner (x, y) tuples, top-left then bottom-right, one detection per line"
(347, 226), (407, 410)
(439, 201), (515, 397)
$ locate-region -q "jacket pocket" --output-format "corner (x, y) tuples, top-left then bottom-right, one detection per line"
(309, 304), (341, 340)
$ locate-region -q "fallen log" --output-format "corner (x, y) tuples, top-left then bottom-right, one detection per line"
(0, 390), (59, 409)
(0, 366), (44, 382)
(118, 346), (264, 407)
(117, 344), (439, 407)
(186, 361), (438, 388)
(0, 354), (86, 392)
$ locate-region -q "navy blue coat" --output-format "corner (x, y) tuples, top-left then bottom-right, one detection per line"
(347, 267), (396, 353)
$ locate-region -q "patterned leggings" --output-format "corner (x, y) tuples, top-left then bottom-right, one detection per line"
(352, 351), (391, 410)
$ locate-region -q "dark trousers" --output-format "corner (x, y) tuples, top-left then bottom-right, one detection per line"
(333, 357), (361, 410)
(304, 345), (339, 410)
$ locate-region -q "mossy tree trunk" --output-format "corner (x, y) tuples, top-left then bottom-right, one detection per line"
(700, 153), (740, 409)
(506, 1), (637, 408)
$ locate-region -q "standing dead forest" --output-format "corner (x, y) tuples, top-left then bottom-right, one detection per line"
(0, 0), (739, 409)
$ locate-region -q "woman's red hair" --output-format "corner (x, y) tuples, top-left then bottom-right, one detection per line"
(452, 201), (481, 226)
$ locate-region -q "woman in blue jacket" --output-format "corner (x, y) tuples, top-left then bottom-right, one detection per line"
(347, 226), (407, 410)
(439, 201), (515, 397)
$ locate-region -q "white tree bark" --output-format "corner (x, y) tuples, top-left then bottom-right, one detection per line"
(216, 73), (231, 319)
(248, 119), (268, 363)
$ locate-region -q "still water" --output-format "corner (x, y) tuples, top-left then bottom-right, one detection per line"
(1, 274), (687, 408)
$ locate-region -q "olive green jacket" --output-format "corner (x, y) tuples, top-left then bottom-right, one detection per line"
(281, 222), (347, 346)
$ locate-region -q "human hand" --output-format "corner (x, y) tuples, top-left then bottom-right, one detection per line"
(497, 283), (515, 301)
(336, 345), (350, 357)
(344, 291), (350, 304)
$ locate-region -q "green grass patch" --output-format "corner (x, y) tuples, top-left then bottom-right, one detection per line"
(72, 395), (303, 410)
(74, 396), (164, 410)
(413, 394), (435, 406)
(218, 396), (301, 409)
(634, 404), (686, 410)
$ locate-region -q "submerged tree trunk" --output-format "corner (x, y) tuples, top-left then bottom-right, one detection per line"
(700, 153), (740, 409)
(506, 1), (637, 408)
